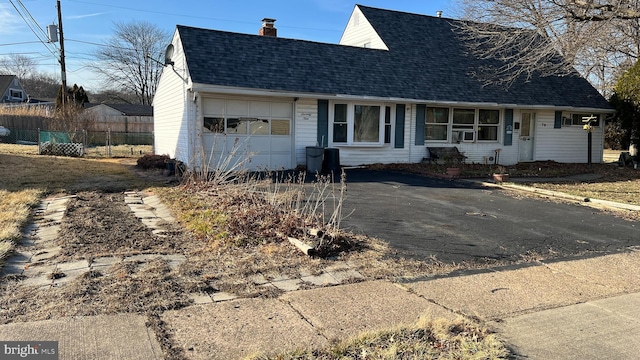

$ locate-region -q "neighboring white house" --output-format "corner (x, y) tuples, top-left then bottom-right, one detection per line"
(0, 75), (27, 104)
(153, 5), (613, 171)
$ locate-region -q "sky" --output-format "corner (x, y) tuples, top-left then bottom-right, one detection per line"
(1, 0), (456, 92)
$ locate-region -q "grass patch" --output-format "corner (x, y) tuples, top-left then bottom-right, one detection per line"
(0, 143), (155, 267)
(0, 189), (41, 265)
(249, 317), (509, 359)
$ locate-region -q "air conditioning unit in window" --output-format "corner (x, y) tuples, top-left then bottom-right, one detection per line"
(461, 130), (475, 142)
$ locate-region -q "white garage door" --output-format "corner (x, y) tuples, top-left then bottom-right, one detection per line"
(201, 98), (293, 171)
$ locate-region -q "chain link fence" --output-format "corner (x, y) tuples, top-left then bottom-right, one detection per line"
(19, 129), (155, 158)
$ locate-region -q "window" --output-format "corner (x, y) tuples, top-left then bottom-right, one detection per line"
(204, 117), (224, 133)
(249, 119), (269, 135)
(271, 120), (290, 135)
(564, 113), (600, 127)
(425, 107), (449, 141)
(330, 102), (388, 145)
(333, 104), (348, 143)
(426, 107), (501, 143)
(384, 106), (391, 144)
(226, 118), (248, 134)
(452, 108), (474, 142)
(202, 99), (292, 136)
(354, 105), (380, 142)
(9, 89), (22, 98)
(478, 109), (499, 141)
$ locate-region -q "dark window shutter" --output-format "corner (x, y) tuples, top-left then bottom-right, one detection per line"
(504, 109), (513, 146)
(554, 111), (562, 129)
(317, 100), (328, 147)
(415, 104), (425, 146)
(395, 104), (405, 148)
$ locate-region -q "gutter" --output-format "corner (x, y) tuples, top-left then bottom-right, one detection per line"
(189, 83), (613, 112)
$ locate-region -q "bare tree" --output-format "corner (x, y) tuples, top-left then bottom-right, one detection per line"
(0, 53), (37, 79)
(21, 72), (61, 99)
(455, 0), (640, 93)
(90, 21), (170, 105)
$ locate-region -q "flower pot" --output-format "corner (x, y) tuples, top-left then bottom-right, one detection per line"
(446, 167), (461, 177)
(492, 173), (509, 182)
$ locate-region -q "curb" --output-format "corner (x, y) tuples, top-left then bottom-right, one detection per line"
(467, 179), (640, 212)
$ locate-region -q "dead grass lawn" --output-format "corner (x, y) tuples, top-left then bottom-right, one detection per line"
(250, 317), (508, 359)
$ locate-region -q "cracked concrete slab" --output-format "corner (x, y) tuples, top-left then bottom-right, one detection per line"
(271, 278), (302, 291)
(31, 246), (62, 262)
(406, 264), (617, 320)
(541, 251), (640, 293)
(301, 272), (340, 286)
(211, 292), (237, 302)
(35, 226), (60, 242)
(162, 299), (328, 360)
(0, 314), (163, 360)
(325, 269), (364, 283)
(282, 280), (457, 341)
(90, 257), (121, 270)
(492, 293), (640, 360)
(189, 293), (213, 305)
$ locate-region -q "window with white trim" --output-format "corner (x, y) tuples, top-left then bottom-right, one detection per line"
(330, 102), (390, 146)
(478, 109), (500, 140)
(425, 107), (449, 141)
(425, 107), (501, 143)
(9, 89), (22, 98)
(202, 99), (291, 136)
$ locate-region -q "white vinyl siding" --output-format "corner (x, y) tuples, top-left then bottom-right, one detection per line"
(294, 98), (318, 166)
(534, 111), (603, 163)
(339, 6), (389, 50)
(153, 31), (192, 166)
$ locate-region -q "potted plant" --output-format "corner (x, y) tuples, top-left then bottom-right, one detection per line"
(444, 156), (462, 178)
(492, 165), (509, 182)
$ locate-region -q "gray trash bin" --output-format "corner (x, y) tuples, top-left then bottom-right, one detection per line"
(306, 146), (324, 173)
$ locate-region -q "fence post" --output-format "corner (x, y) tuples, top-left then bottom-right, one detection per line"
(37, 128), (41, 155)
(107, 128), (112, 157)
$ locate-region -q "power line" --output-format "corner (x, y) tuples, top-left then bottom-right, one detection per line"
(67, 0), (342, 33)
(8, 0), (59, 59)
(66, 38), (136, 51)
(0, 41), (43, 47)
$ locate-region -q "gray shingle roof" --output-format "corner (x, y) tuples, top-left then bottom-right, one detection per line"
(177, 5), (611, 110)
(84, 103), (153, 116)
(0, 75), (17, 94)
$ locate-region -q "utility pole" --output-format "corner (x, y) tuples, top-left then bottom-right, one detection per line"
(57, 0), (67, 105)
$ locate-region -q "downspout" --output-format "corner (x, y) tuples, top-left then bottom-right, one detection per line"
(293, 97), (298, 167)
(191, 90), (201, 172)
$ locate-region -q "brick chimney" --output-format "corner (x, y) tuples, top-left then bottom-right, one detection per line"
(259, 18), (277, 37)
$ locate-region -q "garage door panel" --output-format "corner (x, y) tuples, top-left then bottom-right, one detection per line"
(271, 137), (291, 152)
(202, 99), (292, 171)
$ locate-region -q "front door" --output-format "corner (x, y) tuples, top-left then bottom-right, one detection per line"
(519, 112), (535, 162)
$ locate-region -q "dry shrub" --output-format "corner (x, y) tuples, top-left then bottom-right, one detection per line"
(250, 316), (509, 359)
(172, 171), (348, 256)
(136, 154), (169, 169)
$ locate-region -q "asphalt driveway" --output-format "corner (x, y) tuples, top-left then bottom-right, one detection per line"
(341, 169), (640, 264)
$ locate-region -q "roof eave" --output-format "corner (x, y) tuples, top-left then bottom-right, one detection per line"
(190, 84), (613, 112)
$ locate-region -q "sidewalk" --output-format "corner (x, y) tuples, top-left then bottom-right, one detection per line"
(2, 250), (639, 359)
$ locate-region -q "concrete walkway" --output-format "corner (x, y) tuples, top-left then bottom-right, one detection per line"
(1, 179), (639, 359)
(3, 251), (637, 359)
